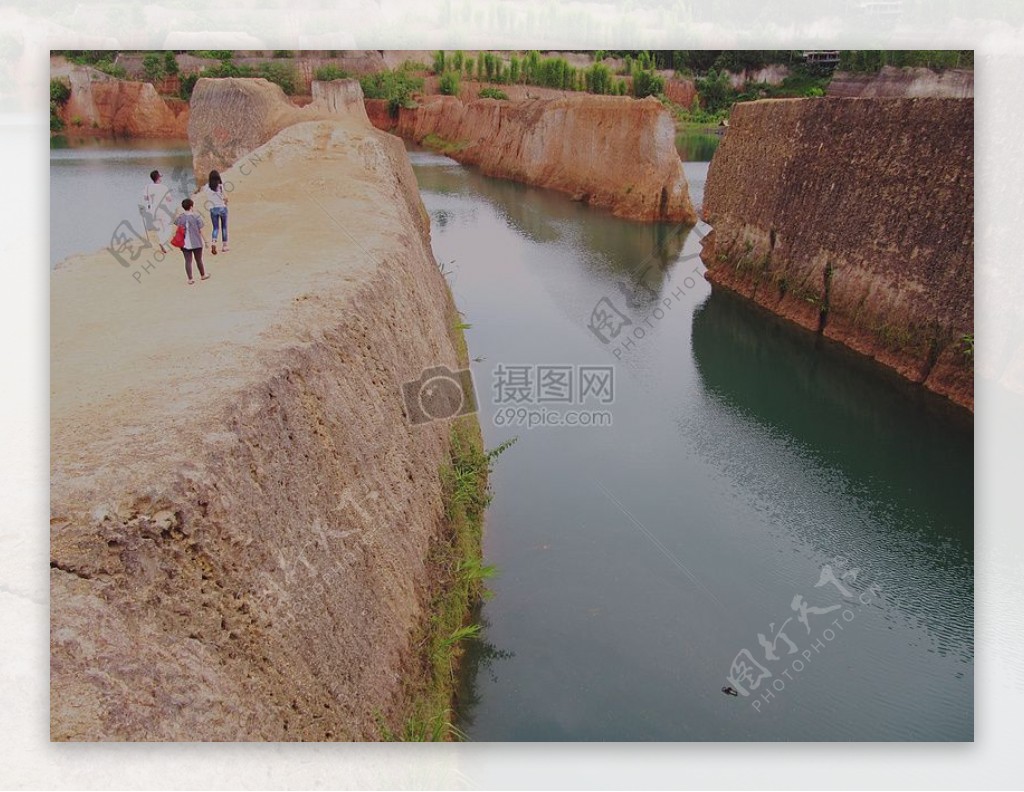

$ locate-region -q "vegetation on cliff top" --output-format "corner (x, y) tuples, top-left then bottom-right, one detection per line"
(178, 59), (299, 99)
(359, 66), (425, 115)
(838, 49), (974, 72)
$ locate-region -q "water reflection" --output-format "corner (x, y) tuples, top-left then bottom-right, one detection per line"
(689, 288), (973, 661)
(675, 129), (723, 162)
(453, 605), (515, 732)
(691, 288), (973, 539)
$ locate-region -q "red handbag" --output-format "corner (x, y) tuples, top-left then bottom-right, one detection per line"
(170, 221), (186, 248)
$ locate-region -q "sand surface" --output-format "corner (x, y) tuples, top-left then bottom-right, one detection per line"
(52, 117), (404, 505)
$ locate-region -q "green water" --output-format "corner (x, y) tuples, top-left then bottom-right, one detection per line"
(676, 127), (723, 161)
(410, 143), (973, 741)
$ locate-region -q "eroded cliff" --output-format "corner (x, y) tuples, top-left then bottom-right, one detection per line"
(700, 97), (973, 410)
(51, 105), (474, 738)
(828, 66), (974, 98)
(57, 66), (189, 137)
(376, 94), (696, 223)
(187, 77), (369, 182)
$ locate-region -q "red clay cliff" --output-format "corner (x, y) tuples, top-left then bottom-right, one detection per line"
(700, 97), (973, 411)
(375, 93), (697, 224)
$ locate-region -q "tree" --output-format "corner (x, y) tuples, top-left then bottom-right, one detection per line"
(142, 52), (165, 82)
(439, 70), (459, 96)
(695, 68), (733, 112)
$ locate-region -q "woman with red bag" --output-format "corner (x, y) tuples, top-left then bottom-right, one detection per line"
(172, 198), (209, 285)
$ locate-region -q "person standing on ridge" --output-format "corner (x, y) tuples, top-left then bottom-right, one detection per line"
(173, 198), (209, 285)
(142, 169), (175, 254)
(202, 169), (229, 254)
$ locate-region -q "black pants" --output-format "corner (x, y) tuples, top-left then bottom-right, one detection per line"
(183, 247), (205, 280)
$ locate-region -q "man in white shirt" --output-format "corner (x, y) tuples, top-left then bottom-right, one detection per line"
(141, 169), (175, 254)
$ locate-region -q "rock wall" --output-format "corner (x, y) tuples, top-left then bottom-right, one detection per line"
(188, 77), (368, 182)
(828, 66), (974, 98)
(700, 97), (973, 410)
(57, 66), (189, 137)
(663, 78), (697, 108)
(384, 94), (696, 223)
(51, 100), (470, 738)
(726, 65), (791, 89)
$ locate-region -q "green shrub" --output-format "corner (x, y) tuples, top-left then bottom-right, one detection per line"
(314, 64), (350, 82)
(805, 86), (824, 97)
(433, 50), (446, 74)
(50, 78), (71, 105)
(257, 61), (297, 94)
(164, 51), (179, 76)
(194, 50), (234, 61)
(359, 69), (424, 114)
(694, 68), (733, 111)
(94, 59), (127, 79)
(50, 77), (72, 134)
(142, 52), (165, 82)
(272, 50), (293, 58)
(64, 50), (117, 65)
(509, 55), (520, 84)
(838, 49), (972, 73)
(452, 51), (464, 72)
(179, 73), (199, 100)
(523, 50), (539, 82)
(483, 52), (496, 81)
(439, 70), (460, 96)
(464, 57), (474, 78)
(178, 59), (299, 99)
(584, 63), (613, 94)
(631, 65), (664, 98)
(478, 87), (508, 100)
(49, 100), (64, 133)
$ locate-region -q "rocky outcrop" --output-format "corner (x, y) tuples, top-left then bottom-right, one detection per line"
(385, 94), (696, 223)
(310, 78), (370, 124)
(51, 102), (470, 737)
(57, 66), (189, 137)
(726, 65), (791, 89)
(663, 78), (697, 107)
(828, 66), (974, 98)
(188, 77), (369, 183)
(700, 97), (973, 410)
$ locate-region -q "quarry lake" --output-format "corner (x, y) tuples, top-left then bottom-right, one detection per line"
(410, 142), (973, 741)
(49, 136), (973, 742)
(50, 136), (194, 269)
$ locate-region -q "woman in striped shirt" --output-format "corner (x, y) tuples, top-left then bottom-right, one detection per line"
(173, 198), (209, 285)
